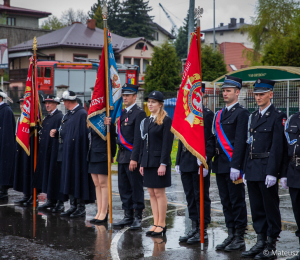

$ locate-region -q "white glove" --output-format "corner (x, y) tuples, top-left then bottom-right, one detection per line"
(197, 158), (202, 166)
(243, 175), (247, 186)
(280, 177), (288, 189)
(175, 165), (181, 175)
(198, 167), (209, 177)
(265, 175), (277, 188)
(230, 168), (240, 181)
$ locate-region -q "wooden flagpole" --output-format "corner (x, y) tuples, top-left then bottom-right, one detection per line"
(102, 1), (113, 227)
(33, 37), (38, 211)
(195, 6), (205, 251)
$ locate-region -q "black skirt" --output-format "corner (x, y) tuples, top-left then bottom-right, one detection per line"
(88, 161), (108, 175)
(143, 165), (171, 188)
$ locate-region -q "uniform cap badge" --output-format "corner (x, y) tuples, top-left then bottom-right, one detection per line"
(257, 79), (261, 84)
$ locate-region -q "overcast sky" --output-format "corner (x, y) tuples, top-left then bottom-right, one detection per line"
(11, 0), (258, 31)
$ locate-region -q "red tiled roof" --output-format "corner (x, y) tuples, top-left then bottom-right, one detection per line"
(0, 4), (51, 18)
(219, 42), (252, 72)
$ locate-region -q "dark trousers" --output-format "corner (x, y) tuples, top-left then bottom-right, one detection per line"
(181, 171), (211, 225)
(118, 163), (145, 210)
(289, 187), (300, 238)
(247, 181), (281, 238)
(216, 173), (247, 229)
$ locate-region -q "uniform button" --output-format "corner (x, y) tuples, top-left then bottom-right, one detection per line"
(254, 139), (255, 141)
(254, 131), (256, 133)
(253, 147), (255, 150)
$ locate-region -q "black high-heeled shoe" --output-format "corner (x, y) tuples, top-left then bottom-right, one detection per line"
(90, 218), (97, 223)
(146, 225), (157, 236)
(94, 213), (108, 224)
(151, 226), (167, 236)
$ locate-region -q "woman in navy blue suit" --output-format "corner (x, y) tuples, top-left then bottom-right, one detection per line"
(139, 91), (174, 236)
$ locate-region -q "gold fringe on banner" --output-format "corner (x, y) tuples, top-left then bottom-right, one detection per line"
(171, 126), (208, 169)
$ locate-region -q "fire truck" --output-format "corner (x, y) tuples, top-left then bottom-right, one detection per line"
(36, 60), (139, 110)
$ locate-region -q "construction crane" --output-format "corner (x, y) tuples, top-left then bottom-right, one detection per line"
(159, 3), (178, 35)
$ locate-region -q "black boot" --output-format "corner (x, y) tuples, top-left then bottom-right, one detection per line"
(254, 237), (277, 259)
(38, 199), (57, 210)
(14, 194), (30, 204)
(52, 200), (65, 213)
(187, 226), (208, 244)
(224, 227), (246, 251)
(0, 186), (8, 200)
(216, 227), (235, 250)
(113, 210), (134, 228)
(130, 210), (143, 230)
(241, 233), (267, 258)
(60, 196), (77, 217)
(23, 196), (39, 207)
(179, 221), (198, 242)
(70, 199), (86, 218)
(287, 237), (300, 260)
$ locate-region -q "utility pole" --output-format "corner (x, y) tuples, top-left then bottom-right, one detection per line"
(213, 0), (216, 51)
(187, 0), (195, 55)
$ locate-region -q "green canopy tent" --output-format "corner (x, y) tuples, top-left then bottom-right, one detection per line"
(211, 66), (300, 116)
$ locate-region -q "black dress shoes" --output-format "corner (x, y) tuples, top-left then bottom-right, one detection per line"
(241, 233), (267, 258)
(94, 213), (108, 224)
(216, 227), (235, 250)
(23, 196), (39, 207)
(70, 199), (86, 218)
(113, 210), (134, 228)
(151, 226), (167, 236)
(179, 221), (198, 242)
(187, 228), (208, 244)
(52, 201), (65, 213)
(146, 225), (157, 236)
(38, 200), (57, 210)
(224, 227), (246, 251)
(60, 196), (77, 217)
(130, 210), (143, 230)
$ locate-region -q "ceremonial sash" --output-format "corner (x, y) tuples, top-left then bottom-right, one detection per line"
(214, 109), (243, 181)
(117, 110), (133, 152)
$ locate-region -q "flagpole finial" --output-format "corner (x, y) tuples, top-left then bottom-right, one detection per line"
(102, 1), (108, 21)
(32, 37), (37, 52)
(194, 6), (203, 20)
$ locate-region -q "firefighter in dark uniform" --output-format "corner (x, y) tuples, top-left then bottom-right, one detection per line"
(113, 84), (146, 229)
(242, 78), (287, 260)
(280, 110), (300, 260)
(212, 75), (249, 252)
(175, 83), (215, 244)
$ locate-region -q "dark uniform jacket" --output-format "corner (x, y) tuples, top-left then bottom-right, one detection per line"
(244, 104), (287, 182)
(140, 115), (174, 167)
(116, 104), (146, 164)
(87, 125), (117, 163)
(0, 103), (15, 186)
(282, 112), (300, 188)
(176, 107), (215, 173)
(212, 103), (250, 174)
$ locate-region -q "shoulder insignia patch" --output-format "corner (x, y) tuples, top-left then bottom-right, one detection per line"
(282, 118), (287, 126)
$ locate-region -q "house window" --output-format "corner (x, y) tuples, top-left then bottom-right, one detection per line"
(115, 56), (120, 63)
(124, 58), (131, 64)
(49, 54), (55, 61)
(135, 42), (148, 50)
(220, 32), (223, 36)
(152, 32), (159, 41)
(73, 53), (88, 62)
(6, 17), (16, 26)
(143, 59), (149, 73)
(134, 59), (140, 67)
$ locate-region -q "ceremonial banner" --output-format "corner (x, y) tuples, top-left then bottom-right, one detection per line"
(16, 58), (34, 156)
(87, 31), (123, 140)
(171, 34), (207, 169)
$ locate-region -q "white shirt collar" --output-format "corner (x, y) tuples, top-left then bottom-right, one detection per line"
(71, 104), (79, 111)
(226, 102), (239, 111)
(125, 103), (136, 112)
(259, 103), (272, 116)
(50, 108), (57, 115)
(0, 101), (4, 106)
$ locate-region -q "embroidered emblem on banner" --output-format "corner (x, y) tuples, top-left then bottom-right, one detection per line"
(183, 74), (204, 127)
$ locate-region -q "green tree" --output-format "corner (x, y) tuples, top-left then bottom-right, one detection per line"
(174, 11), (197, 60)
(120, 0), (154, 39)
(201, 45), (227, 81)
(144, 41), (181, 92)
(242, 0), (300, 64)
(88, 0), (123, 33)
(41, 16), (65, 30)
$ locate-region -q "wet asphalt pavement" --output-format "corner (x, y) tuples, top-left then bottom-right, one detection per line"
(0, 166), (299, 260)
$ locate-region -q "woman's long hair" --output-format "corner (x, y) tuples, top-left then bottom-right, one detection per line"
(155, 102), (167, 125)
